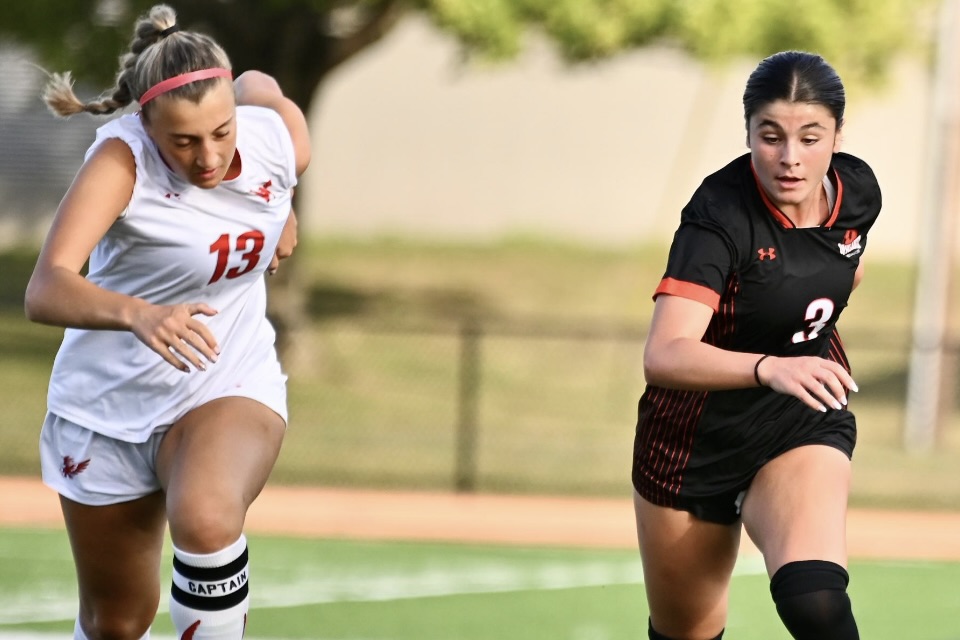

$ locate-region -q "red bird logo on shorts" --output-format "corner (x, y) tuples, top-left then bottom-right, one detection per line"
(60, 456), (91, 479)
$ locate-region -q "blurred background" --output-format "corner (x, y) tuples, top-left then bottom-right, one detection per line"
(2, 0), (960, 508)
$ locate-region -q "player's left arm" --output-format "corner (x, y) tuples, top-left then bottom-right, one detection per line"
(233, 70), (311, 177)
(234, 71), (308, 274)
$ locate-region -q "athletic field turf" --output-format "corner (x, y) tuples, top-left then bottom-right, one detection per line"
(2, 528), (959, 639)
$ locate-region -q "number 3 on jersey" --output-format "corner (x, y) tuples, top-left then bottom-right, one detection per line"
(208, 231), (266, 284)
(792, 298), (835, 343)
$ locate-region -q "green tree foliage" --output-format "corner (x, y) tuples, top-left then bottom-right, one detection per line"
(0, 0), (938, 363)
(420, 0), (937, 86)
(0, 0), (939, 112)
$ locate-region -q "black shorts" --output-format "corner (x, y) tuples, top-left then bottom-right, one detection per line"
(632, 398), (857, 525)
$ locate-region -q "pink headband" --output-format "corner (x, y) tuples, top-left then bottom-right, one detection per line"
(138, 68), (233, 105)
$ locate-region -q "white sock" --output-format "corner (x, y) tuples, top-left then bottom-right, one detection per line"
(170, 534), (250, 639)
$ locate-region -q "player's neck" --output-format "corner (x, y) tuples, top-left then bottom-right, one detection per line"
(783, 185), (829, 228)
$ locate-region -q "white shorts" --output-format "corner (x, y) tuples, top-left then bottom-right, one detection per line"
(40, 412), (169, 506)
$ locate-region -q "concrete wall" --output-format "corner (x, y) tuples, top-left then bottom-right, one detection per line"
(302, 14), (932, 259)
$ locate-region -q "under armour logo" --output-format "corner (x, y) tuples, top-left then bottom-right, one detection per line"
(251, 180), (273, 202)
(60, 456), (91, 479)
(757, 247), (777, 261)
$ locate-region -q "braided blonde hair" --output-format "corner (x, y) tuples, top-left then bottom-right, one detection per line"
(43, 4), (232, 119)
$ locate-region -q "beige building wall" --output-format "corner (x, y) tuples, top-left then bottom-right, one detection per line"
(301, 14), (930, 259)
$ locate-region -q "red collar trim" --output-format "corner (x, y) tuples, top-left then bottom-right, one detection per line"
(749, 161), (843, 229)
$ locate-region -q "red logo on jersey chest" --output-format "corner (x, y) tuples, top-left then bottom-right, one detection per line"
(757, 247), (777, 261)
(251, 180), (273, 202)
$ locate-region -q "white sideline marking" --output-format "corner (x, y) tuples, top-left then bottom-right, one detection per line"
(0, 556), (767, 626)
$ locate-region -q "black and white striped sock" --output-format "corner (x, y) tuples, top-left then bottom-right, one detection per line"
(170, 534), (250, 639)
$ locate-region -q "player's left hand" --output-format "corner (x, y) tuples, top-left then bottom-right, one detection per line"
(757, 355), (857, 413)
(268, 208), (298, 275)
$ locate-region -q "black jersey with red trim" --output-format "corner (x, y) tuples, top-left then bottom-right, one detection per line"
(633, 151), (881, 508)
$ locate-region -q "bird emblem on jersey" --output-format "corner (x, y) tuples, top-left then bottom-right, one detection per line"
(251, 180), (273, 202)
(60, 456), (91, 479)
(757, 247), (777, 261)
(838, 229), (862, 258)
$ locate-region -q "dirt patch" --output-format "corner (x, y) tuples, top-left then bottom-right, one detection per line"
(3, 476), (959, 561)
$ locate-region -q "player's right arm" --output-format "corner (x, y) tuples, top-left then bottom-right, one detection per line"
(24, 138), (218, 372)
(644, 294), (855, 413)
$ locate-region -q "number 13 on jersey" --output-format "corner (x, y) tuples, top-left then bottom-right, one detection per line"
(208, 231), (266, 284)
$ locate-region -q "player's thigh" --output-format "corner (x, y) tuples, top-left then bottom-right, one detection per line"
(156, 396), (285, 549)
(635, 492), (741, 639)
(740, 444), (851, 576)
(60, 492), (167, 628)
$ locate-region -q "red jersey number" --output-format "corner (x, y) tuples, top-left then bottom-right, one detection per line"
(208, 231), (266, 284)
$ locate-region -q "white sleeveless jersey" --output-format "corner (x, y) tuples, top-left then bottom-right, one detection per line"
(47, 106), (297, 442)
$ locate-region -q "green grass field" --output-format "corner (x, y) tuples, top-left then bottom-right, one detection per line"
(1, 528), (959, 639)
(3, 239), (960, 637)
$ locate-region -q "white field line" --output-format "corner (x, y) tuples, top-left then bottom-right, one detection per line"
(0, 555), (767, 628)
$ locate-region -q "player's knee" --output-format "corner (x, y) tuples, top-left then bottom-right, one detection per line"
(168, 504), (243, 553)
(770, 560), (858, 640)
(80, 609), (153, 640)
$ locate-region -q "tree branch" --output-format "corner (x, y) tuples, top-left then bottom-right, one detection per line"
(323, 0), (408, 74)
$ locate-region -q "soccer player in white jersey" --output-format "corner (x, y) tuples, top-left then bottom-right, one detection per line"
(25, 4), (310, 638)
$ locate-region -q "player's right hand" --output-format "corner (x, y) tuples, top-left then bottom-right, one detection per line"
(130, 303), (220, 372)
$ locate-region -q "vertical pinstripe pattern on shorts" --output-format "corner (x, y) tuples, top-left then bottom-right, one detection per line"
(826, 331), (850, 372)
(637, 386), (708, 505)
(635, 275), (740, 505)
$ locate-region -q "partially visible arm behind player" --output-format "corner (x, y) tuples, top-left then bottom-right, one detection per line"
(233, 70), (310, 275)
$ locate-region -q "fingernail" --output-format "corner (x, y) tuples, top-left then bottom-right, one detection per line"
(210, 353), (219, 362)
(841, 396), (848, 406)
(833, 400), (843, 410)
(819, 405), (827, 413)
(851, 383), (859, 392)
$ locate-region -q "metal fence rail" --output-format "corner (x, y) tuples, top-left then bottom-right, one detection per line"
(0, 318), (927, 496)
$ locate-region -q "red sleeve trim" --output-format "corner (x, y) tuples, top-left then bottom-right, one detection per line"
(654, 277), (721, 312)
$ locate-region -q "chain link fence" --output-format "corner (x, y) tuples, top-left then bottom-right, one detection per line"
(275, 318), (648, 496)
(2, 313), (940, 501)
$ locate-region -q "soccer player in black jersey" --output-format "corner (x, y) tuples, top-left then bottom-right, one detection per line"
(633, 51), (881, 640)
